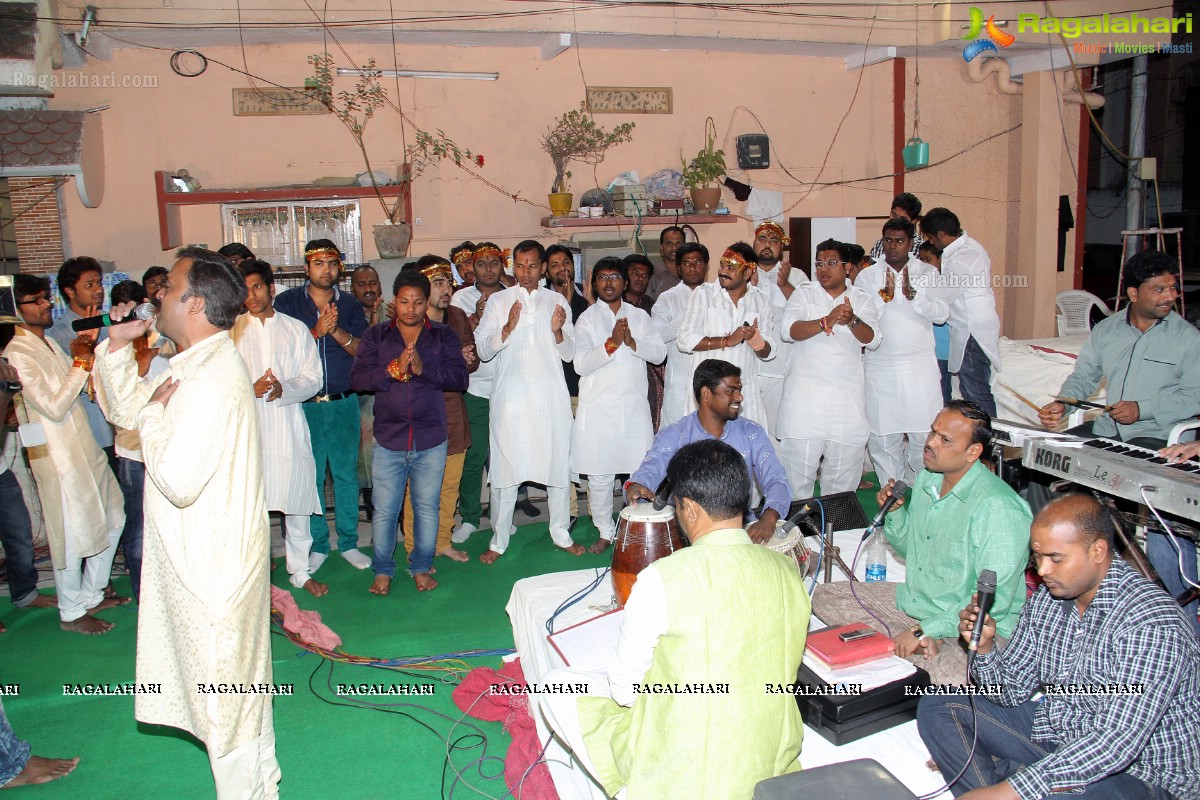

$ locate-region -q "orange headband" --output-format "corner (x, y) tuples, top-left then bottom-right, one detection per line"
(305, 247), (341, 261)
(420, 263), (454, 281)
(754, 221), (790, 246)
(451, 250), (473, 265)
(720, 249), (752, 270)
(473, 245), (510, 260)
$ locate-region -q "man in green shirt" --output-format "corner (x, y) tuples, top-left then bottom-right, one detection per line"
(541, 439), (810, 799)
(813, 400), (1032, 685)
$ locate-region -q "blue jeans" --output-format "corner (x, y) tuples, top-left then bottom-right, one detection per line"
(0, 700), (31, 787)
(1146, 529), (1200, 639)
(370, 440), (447, 578)
(116, 457), (145, 601)
(937, 359), (953, 406)
(918, 695), (1175, 798)
(0, 471), (38, 607)
(956, 335), (996, 417)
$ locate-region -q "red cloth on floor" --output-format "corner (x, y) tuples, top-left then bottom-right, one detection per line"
(453, 659), (560, 800)
(269, 585), (342, 651)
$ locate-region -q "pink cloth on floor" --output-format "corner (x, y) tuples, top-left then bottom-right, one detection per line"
(269, 585), (342, 651)
(453, 659), (559, 800)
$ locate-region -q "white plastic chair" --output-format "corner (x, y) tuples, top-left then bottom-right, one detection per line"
(1055, 290), (1111, 336)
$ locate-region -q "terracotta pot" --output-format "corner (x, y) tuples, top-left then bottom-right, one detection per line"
(548, 192), (574, 217)
(690, 187), (721, 212)
(373, 222), (412, 259)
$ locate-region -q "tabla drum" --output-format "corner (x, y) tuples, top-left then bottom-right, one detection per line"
(766, 520), (813, 576)
(611, 502), (687, 608)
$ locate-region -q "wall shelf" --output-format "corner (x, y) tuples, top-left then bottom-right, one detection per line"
(539, 214), (737, 229)
(153, 170), (410, 250)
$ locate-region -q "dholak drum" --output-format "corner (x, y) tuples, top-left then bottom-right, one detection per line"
(767, 520), (812, 576)
(611, 503), (687, 607)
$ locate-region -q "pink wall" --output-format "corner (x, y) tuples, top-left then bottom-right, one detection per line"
(51, 39), (1080, 336)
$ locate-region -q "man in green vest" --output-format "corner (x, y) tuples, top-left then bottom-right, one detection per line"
(542, 439), (811, 799)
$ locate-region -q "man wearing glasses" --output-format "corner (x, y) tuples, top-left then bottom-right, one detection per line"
(3, 274), (126, 634)
(777, 239), (880, 498)
(677, 241), (776, 428)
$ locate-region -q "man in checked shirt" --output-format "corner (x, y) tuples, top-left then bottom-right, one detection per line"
(917, 493), (1200, 800)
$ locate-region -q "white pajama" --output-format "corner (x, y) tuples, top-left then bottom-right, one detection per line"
(54, 521), (121, 622)
(209, 699), (280, 800)
(866, 432), (929, 488)
(489, 484), (574, 554)
(777, 438), (866, 501)
(586, 474), (618, 539)
(283, 513), (314, 589)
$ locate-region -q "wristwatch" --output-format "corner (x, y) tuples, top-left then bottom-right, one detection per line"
(911, 624), (925, 640)
(848, 315), (862, 329)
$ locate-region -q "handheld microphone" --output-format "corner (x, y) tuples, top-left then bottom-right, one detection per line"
(71, 303), (156, 332)
(969, 569), (997, 652)
(861, 481), (908, 541)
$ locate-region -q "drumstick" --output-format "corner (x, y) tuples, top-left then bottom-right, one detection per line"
(998, 383), (1043, 414)
(1055, 396), (1114, 412)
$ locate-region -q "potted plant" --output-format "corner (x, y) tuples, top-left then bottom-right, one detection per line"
(681, 118), (726, 213)
(308, 53), (477, 258)
(540, 102), (634, 217)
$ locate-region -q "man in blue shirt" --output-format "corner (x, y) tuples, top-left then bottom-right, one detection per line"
(625, 358), (790, 543)
(274, 239), (370, 572)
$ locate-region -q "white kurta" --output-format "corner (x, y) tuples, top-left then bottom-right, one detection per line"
(650, 282), (700, 430)
(755, 264), (809, 382)
(232, 312), (323, 516)
(4, 329), (123, 569)
(677, 282), (777, 428)
(475, 286), (575, 489)
(95, 332), (271, 757)
(571, 302), (667, 475)
(936, 233), (1002, 372)
(778, 283), (881, 445)
(854, 259), (949, 435)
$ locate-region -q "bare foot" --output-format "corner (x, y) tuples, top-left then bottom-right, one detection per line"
(0, 621), (5, 633)
(28, 593), (58, 608)
(61, 616), (114, 635)
(413, 573), (439, 592)
(303, 579), (328, 597)
(87, 595), (131, 614)
(369, 575), (391, 595)
(562, 543), (586, 556)
(102, 584), (119, 599)
(3, 755), (80, 786)
(480, 549), (502, 565)
(438, 547), (469, 562)
(926, 759), (941, 773)
(588, 538), (611, 555)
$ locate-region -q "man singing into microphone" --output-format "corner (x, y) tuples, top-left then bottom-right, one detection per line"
(812, 400), (1031, 685)
(919, 494), (1200, 800)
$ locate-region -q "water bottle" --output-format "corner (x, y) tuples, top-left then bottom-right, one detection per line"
(864, 528), (887, 582)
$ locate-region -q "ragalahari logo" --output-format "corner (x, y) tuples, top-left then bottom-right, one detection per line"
(962, 7), (1016, 62)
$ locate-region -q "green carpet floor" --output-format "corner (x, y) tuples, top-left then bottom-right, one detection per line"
(0, 481), (877, 799)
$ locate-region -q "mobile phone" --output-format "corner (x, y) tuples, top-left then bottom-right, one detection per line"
(838, 628), (876, 642)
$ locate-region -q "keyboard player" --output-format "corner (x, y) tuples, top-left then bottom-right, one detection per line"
(1037, 249), (1200, 638)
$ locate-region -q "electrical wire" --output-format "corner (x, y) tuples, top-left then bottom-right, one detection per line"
(545, 567), (611, 634)
(1140, 486), (1200, 592)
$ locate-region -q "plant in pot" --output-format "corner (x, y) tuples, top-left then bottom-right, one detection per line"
(540, 102), (634, 217)
(309, 53), (477, 258)
(681, 118), (726, 213)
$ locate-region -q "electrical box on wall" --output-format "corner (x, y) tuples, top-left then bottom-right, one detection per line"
(736, 134), (770, 170)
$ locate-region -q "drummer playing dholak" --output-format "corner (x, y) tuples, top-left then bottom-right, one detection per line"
(621, 358), (791, 545)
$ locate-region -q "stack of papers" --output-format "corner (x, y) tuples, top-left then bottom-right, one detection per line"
(804, 654), (917, 692)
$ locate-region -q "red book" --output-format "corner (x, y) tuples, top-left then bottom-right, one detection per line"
(805, 623), (896, 669)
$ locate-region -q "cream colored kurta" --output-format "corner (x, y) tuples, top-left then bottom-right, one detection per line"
(232, 312), (322, 516)
(94, 331), (271, 757)
(474, 285), (575, 489)
(3, 328), (123, 569)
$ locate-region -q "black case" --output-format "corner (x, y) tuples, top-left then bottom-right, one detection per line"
(795, 661), (931, 745)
